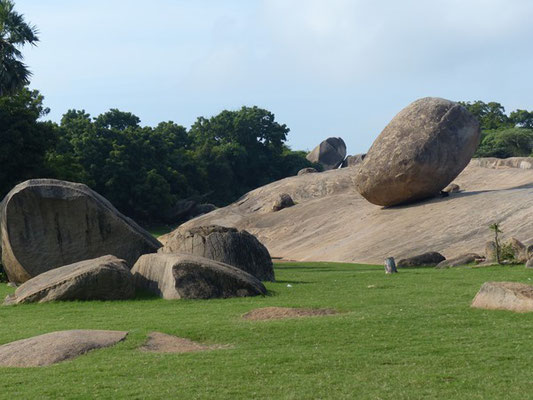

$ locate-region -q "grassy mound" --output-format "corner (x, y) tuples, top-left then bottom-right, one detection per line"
(1, 262), (532, 399)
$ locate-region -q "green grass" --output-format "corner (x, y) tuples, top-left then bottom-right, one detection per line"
(1, 262), (533, 399)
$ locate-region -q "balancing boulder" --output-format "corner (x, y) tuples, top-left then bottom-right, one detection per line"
(132, 253), (267, 300)
(160, 225), (274, 281)
(4, 255), (135, 305)
(355, 97), (480, 206)
(1, 179), (161, 283)
(306, 137), (347, 170)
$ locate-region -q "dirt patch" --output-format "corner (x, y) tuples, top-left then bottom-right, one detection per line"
(242, 307), (338, 321)
(139, 332), (226, 354)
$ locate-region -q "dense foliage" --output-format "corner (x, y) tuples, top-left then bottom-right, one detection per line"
(459, 101), (533, 158)
(0, 90), (317, 222)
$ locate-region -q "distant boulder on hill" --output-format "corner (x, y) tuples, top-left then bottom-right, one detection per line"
(306, 137), (347, 170)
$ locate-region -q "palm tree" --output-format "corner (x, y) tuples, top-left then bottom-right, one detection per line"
(0, 0), (38, 96)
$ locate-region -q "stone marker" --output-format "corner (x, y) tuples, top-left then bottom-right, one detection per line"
(132, 253), (267, 299)
(0, 330), (128, 367)
(160, 225), (274, 281)
(1, 179), (161, 284)
(397, 252), (445, 268)
(4, 255), (135, 305)
(471, 282), (533, 312)
(355, 97), (480, 206)
(306, 137), (347, 170)
(272, 193), (295, 212)
(384, 257), (397, 274)
(436, 253), (480, 268)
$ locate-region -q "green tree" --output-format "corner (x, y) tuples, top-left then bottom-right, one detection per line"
(475, 128), (533, 158)
(509, 109), (533, 129)
(0, 0), (38, 95)
(459, 101), (512, 131)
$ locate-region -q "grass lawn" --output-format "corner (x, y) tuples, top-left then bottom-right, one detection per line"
(1, 262), (533, 399)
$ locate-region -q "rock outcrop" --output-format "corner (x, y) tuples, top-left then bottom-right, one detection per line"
(0, 330), (128, 367)
(436, 253), (480, 268)
(471, 282), (533, 312)
(131, 253), (267, 299)
(397, 252), (445, 268)
(306, 137), (347, 170)
(4, 255), (134, 305)
(160, 225), (274, 281)
(1, 179), (161, 284)
(355, 97), (480, 206)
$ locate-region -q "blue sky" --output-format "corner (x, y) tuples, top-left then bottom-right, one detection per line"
(17, 0), (533, 154)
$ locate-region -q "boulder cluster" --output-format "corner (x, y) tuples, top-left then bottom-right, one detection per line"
(1, 179), (272, 305)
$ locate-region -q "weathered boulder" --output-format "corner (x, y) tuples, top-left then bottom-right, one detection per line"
(442, 183), (460, 193)
(355, 97), (480, 206)
(436, 253), (480, 268)
(306, 137), (347, 170)
(160, 225), (274, 281)
(297, 167), (318, 176)
(1, 179), (161, 284)
(526, 258), (533, 268)
(272, 193), (295, 212)
(0, 330), (128, 367)
(131, 253), (267, 300)
(4, 255), (134, 305)
(397, 252), (445, 268)
(527, 245), (533, 260)
(506, 237), (528, 263)
(485, 241), (497, 263)
(471, 282), (533, 312)
(341, 154), (366, 168)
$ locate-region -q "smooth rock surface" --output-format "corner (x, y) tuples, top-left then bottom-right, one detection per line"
(132, 253), (267, 299)
(355, 97), (480, 206)
(397, 252), (445, 268)
(0, 330), (128, 367)
(4, 255), (134, 305)
(436, 253), (480, 268)
(1, 179), (161, 283)
(160, 225), (274, 281)
(306, 137), (347, 170)
(471, 282), (533, 312)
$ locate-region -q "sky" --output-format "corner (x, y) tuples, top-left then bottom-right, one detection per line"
(16, 0), (533, 154)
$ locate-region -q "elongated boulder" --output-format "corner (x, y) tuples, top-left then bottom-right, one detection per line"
(306, 137), (347, 170)
(4, 255), (134, 305)
(472, 282), (533, 312)
(132, 253), (267, 299)
(436, 253), (480, 268)
(0, 330), (128, 367)
(1, 179), (161, 283)
(355, 97), (480, 206)
(397, 252), (445, 268)
(160, 225), (274, 281)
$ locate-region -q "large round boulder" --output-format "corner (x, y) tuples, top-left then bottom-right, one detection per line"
(159, 225), (274, 281)
(306, 137), (347, 170)
(355, 98), (480, 206)
(1, 179), (161, 283)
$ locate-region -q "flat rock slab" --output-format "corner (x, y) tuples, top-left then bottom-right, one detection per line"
(471, 282), (533, 313)
(4, 255), (135, 305)
(1, 179), (161, 283)
(140, 332), (225, 353)
(132, 253), (267, 299)
(0, 330), (128, 367)
(242, 307), (338, 321)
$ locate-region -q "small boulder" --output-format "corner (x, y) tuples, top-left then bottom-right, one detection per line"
(160, 225), (274, 281)
(355, 97), (480, 206)
(4, 255), (135, 305)
(1, 179), (161, 284)
(297, 167), (318, 176)
(306, 137), (347, 170)
(272, 193), (295, 212)
(436, 253), (480, 268)
(341, 154), (366, 168)
(506, 237), (528, 263)
(397, 252), (445, 268)
(526, 258), (533, 268)
(0, 330), (128, 367)
(442, 183), (460, 193)
(471, 282), (533, 312)
(131, 253), (267, 300)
